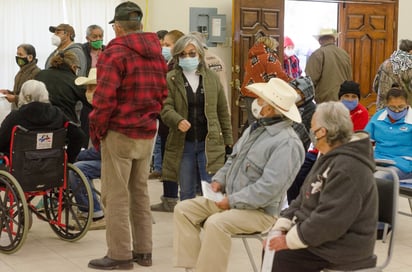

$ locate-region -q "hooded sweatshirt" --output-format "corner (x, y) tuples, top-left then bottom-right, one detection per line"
(89, 31), (168, 148)
(275, 131), (378, 267)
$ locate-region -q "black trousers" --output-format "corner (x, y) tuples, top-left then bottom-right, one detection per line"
(271, 248), (330, 272)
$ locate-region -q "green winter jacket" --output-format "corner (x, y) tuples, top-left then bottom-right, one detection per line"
(161, 65), (233, 182)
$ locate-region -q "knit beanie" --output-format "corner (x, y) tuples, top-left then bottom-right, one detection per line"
(339, 80), (360, 99)
(284, 36), (294, 48)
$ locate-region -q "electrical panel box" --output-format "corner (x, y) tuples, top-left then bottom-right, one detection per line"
(189, 7), (227, 47)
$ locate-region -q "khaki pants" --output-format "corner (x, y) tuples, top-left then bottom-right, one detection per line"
(173, 197), (275, 272)
(101, 130), (154, 260)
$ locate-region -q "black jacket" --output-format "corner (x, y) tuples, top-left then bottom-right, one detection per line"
(0, 102), (84, 162)
(35, 66), (87, 122)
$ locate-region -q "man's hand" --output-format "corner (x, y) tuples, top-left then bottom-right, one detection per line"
(210, 181), (222, 192)
(178, 119), (191, 132)
(215, 196), (230, 210)
(268, 234), (289, 251)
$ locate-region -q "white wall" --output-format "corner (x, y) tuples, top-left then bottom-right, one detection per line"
(398, 0), (411, 44)
(135, 0), (233, 103)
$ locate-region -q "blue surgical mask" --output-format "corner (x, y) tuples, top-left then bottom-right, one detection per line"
(162, 47), (171, 61)
(341, 99), (358, 111)
(179, 57), (199, 72)
(387, 107), (408, 121)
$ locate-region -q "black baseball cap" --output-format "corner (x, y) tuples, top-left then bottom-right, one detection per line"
(109, 1), (143, 24)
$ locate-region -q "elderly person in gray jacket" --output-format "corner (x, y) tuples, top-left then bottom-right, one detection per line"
(268, 102), (378, 272)
(173, 78), (305, 272)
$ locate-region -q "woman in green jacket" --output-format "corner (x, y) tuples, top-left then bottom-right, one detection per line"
(161, 34), (233, 201)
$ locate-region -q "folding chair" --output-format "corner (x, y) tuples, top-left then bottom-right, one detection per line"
(231, 229), (270, 272)
(398, 181), (412, 217)
(324, 166), (399, 272)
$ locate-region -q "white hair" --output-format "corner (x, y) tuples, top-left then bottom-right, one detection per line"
(18, 80), (49, 107)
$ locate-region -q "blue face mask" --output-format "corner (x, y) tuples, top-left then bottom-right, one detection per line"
(179, 57), (199, 72)
(162, 47), (171, 61)
(341, 99), (358, 111)
(387, 107), (408, 121)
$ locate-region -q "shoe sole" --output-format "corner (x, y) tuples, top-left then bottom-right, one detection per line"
(88, 263), (133, 270)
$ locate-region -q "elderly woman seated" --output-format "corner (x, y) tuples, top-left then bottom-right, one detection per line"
(267, 101), (378, 272)
(365, 86), (412, 180)
(0, 79), (84, 163)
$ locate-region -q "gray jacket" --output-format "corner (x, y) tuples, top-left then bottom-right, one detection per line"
(213, 119), (305, 216)
(45, 43), (87, 76)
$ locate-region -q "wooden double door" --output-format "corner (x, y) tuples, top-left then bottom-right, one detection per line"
(232, 0), (398, 141)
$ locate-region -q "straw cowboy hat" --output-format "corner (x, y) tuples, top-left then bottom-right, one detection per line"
(75, 68), (97, 86)
(313, 28), (339, 40)
(246, 78), (302, 123)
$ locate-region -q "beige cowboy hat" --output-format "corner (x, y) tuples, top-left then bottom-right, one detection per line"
(313, 28), (340, 40)
(245, 78), (302, 123)
(75, 68), (97, 86)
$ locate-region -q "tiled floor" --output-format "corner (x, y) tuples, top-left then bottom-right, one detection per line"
(1, 178), (412, 272)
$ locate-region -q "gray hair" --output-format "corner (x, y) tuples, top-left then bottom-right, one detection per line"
(18, 80), (49, 107)
(315, 101), (353, 146)
(171, 34), (205, 68)
(86, 24), (104, 37)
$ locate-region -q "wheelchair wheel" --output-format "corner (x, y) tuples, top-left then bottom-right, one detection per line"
(0, 170), (29, 254)
(44, 163), (93, 241)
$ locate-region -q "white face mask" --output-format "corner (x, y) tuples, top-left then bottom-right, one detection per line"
(284, 48), (295, 57)
(51, 34), (61, 47)
(251, 98), (265, 119)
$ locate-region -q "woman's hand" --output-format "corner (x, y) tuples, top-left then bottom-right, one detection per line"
(178, 119), (191, 132)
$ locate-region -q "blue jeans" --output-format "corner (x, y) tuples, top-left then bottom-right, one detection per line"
(153, 134), (162, 172)
(70, 160), (103, 217)
(179, 141), (213, 201)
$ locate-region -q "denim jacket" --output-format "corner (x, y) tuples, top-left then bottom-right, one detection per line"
(212, 120), (305, 216)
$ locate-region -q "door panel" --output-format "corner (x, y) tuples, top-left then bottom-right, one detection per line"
(339, 2), (398, 115)
(232, 0), (284, 140)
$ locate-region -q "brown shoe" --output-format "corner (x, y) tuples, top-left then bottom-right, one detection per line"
(133, 252), (152, 267)
(150, 196), (178, 212)
(89, 218), (106, 231)
(148, 171), (162, 179)
(88, 256), (133, 270)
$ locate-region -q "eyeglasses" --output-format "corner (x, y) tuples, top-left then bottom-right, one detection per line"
(387, 105), (408, 112)
(180, 51), (197, 58)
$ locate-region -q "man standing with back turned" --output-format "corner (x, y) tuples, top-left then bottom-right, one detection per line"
(305, 28), (352, 103)
(88, 2), (168, 270)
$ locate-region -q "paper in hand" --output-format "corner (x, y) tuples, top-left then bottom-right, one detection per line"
(201, 181), (224, 202)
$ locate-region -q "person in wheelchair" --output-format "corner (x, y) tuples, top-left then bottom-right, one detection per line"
(267, 102), (378, 272)
(0, 79), (84, 163)
(365, 86), (412, 180)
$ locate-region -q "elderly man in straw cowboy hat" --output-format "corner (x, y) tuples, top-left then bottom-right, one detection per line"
(305, 28), (353, 103)
(173, 78), (305, 272)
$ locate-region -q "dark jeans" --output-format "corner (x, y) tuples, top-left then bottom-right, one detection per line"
(287, 151), (317, 204)
(271, 248), (330, 272)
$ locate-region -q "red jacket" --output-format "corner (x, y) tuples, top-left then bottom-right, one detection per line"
(351, 103), (369, 131)
(240, 43), (291, 98)
(89, 32), (168, 148)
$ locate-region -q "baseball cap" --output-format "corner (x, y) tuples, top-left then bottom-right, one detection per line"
(49, 24), (75, 40)
(109, 1), (143, 24)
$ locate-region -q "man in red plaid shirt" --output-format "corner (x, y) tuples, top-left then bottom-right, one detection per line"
(88, 2), (167, 270)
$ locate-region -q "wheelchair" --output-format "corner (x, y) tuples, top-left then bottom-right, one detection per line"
(0, 123), (93, 254)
